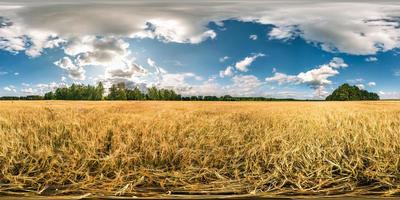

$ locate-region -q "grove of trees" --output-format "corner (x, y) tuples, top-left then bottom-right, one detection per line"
(44, 83), (104, 100)
(326, 83), (379, 101)
(106, 83), (181, 100)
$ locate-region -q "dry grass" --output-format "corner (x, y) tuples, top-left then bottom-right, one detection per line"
(0, 101), (400, 198)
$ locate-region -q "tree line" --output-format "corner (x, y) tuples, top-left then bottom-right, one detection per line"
(43, 82), (297, 101)
(0, 82), (379, 101)
(1, 82), (297, 101)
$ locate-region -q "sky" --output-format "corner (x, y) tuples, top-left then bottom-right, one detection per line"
(0, 0), (400, 99)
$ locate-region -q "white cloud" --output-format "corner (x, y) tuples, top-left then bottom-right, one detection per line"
(266, 57), (348, 98)
(264, 3), (400, 55)
(297, 65), (339, 86)
(219, 56), (229, 63)
(356, 84), (365, 90)
(347, 78), (364, 84)
(219, 66), (234, 78)
(139, 58), (202, 90)
(68, 37), (138, 70)
(378, 91), (400, 99)
(13, 72), (19, 75)
(54, 57), (85, 80)
(20, 87), (35, 94)
(235, 53), (265, 72)
(181, 74), (264, 97)
(367, 81), (376, 87)
(158, 72), (202, 88)
(147, 58), (156, 67)
(328, 57), (348, 69)
(63, 36), (146, 81)
(20, 82), (67, 95)
(365, 57), (378, 62)
(227, 75), (263, 96)
(0, 71), (8, 75)
(3, 85), (16, 93)
(269, 26), (297, 40)
(249, 34), (258, 40)
(265, 72), (298, 85)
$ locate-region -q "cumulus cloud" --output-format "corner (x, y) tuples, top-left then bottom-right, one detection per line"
(219, 56), (229, 63)
(235, 53), (265, 72)
(266, 57), (348, 98)
(365, 57), (378, 62)
(368, 81), (376, 87)
(249, 34), (258, 40)
(264, 3), (400, 55)
(356, 84), (365, 90)
(72, 37), (129, 66)
(105, 63), (145, 79)
(20, 82), (67, 95)
(297, 65), (339, 86)
(141, 58), (202, 90)
(181, 74), (264, 97)
(147, 58), (156, 67)
(54, 57), (85, 80)
(3, 85), (16, 92)
(269, 26), (298, 40)
(0, 14), (65, 57)
(227, 75), (263, 96)
(347, 78), (364, 84)
(219, 66), (234, 78)
(378, 91), (400, 99)
(265, 72), (297, 85)
(62, 36), (146, 81)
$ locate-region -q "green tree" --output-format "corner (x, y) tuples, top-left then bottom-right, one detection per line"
(147, 86), (160, 100)
(94, 82), (104, 100)
(107, 83), (127, 100)
(326, 83), (379, 101)
(44, 91), (54, 100)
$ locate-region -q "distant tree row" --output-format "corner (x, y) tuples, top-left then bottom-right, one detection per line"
(2, 82), (380, 101)
(0, 95), (44, 100)
(40, 82), (298, 101)
(44, 83), (104, 100)
(326, 83), (380, 101)
(180, 95), (296, 101)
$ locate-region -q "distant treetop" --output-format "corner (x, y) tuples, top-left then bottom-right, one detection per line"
(326, 83), (379, 101)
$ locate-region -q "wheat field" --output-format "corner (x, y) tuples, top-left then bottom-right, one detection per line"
(0, 101), (400, 198)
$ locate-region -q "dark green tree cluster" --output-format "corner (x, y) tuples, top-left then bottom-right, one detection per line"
(44, 83), (104, 100)
(106, 83), (180, 100)
(326, 83), (379, 101)
(178, 95), (295, 101)
(0, 95), (43, 100)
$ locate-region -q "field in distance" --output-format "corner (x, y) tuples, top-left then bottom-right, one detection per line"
(0, 101), (399, 198)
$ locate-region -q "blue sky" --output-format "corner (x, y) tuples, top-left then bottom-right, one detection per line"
(0, 1), (400, 99)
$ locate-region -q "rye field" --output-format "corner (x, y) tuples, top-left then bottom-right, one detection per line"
(0, 101), (400, 198)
